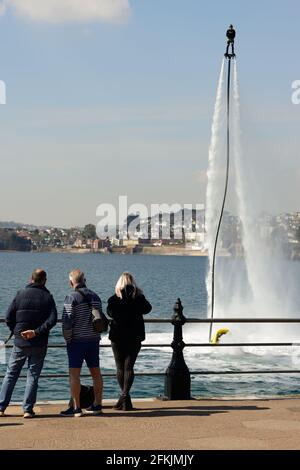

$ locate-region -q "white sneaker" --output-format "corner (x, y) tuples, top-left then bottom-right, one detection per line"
(23, 411), (35, 419)
(74, 408), (83, 417)
(60, 407), (82, 417)
(84, 404), (102, 415)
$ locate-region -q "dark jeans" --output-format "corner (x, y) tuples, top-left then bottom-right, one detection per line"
(226, 40), (235, 55)
(0, 346), (47, 412)
(111, 341), (141, 396)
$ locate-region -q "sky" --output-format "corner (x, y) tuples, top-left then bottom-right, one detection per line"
(0, 0), (299, 227)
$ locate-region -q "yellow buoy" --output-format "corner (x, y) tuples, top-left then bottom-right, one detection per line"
(210, 328), (230, 344)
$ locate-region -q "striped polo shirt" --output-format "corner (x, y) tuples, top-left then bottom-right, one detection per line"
(62, 286), (102, 343)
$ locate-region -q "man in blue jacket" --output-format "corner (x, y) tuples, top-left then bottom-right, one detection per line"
(0, 269), (57, 418)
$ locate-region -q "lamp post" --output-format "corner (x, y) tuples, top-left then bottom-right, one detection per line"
(164, 298), (191, 400)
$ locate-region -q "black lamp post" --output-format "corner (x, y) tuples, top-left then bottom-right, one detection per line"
(164, 298), (191, 400)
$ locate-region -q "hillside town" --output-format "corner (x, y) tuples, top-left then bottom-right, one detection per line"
(0, 210), (300, 259)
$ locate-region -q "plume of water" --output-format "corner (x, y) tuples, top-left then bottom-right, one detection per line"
(230, 60), (300, 341)
(231, 61), (277, 316)
(205, 59), (299, 342)
(205, 58), (226, 312)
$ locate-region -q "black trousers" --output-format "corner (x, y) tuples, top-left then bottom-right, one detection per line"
(226, 40), (235, 56)
(111, 341), (141, 396)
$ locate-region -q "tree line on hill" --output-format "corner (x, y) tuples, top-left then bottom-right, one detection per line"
(0, 229), (31, 251)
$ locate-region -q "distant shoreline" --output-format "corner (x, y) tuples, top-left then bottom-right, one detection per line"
(1, 249), (298, 261)
(0, 247), (211, 256)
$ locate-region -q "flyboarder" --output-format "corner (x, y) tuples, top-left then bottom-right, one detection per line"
(225, 24), (236, 58)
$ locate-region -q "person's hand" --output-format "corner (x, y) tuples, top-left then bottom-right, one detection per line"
(21, 330), (36, 340)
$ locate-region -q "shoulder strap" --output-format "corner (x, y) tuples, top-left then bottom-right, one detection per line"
(4, 332), (14, 345)
(76, 288), (92, 307)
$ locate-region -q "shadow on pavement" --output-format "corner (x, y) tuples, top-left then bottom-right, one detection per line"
(1, 404), (270, 419)
(0, 423), (24, 427)
(101, 409), (227, 418)
(135, 405), (270, 412)
(3, 409), (227, 419)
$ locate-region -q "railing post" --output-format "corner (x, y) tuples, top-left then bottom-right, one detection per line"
(163, 298), (191, 400)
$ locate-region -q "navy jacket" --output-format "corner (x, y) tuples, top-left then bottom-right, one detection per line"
(107, 287), (152, 343)
(5, 283), (57, 348)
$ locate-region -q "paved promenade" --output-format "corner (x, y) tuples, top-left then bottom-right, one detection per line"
(1, 398), (300, 450)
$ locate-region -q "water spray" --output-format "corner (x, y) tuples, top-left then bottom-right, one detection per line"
(208, 26), (236, 342)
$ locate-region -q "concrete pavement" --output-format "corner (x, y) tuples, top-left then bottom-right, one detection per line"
(1, 398), (300, 450)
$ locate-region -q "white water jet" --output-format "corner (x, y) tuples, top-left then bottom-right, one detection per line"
(231, 60), (281, 317)
(205, 59), (299, 343)
(205, 58), (226, 312)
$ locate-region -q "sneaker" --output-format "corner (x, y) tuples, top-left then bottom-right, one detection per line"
(74, 408), (83, 417)
(60, 407), (82, 417)
(85, 404), (102, 415)
(23, 411), (35, 419)
(0, 409), (5, 417)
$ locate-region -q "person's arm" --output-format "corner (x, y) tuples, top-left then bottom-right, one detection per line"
(92, 295), (103, 313)
(34, 296), (58, 337)
(62, 294), (75, 343)
(106, 296), (121, 319)
(106, 297), (114, 318)
(5, 296), (18, 332)
(138, 295), (152, 316)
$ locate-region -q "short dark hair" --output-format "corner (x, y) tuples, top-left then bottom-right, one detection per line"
(31, 269), (47, 284)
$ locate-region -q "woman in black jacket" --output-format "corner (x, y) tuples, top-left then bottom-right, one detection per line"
(107, 272), (152, 410)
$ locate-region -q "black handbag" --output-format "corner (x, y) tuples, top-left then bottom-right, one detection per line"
(76, 288), (109, 333)
(69, 384), (95, 409)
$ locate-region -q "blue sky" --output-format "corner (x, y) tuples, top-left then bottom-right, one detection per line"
(0, 0), (299, 226)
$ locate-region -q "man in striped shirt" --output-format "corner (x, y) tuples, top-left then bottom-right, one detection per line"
(61, 269), (103, 417)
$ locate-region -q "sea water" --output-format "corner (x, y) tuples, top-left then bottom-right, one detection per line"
(1, 252), (300, 401)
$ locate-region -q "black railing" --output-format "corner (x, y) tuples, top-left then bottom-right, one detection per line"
(1, 299), (300, 400)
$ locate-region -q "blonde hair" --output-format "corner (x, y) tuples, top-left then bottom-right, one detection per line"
(69, 268), (85, 285)
(115, 272), (142, 299)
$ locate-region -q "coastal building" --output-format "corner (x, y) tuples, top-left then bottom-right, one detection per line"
(73, 238), (83, 248)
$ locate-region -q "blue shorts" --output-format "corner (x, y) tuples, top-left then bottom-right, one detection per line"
(67, 341), (100, 369)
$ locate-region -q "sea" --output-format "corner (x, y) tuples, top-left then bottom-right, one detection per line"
(1, 252), (300, 402)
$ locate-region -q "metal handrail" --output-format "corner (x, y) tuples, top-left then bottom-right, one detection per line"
(2, 316), (300, 383)
(1, 370), (300, 380)
(3, 342), (300, 349)
(1, 317), (300, 323)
